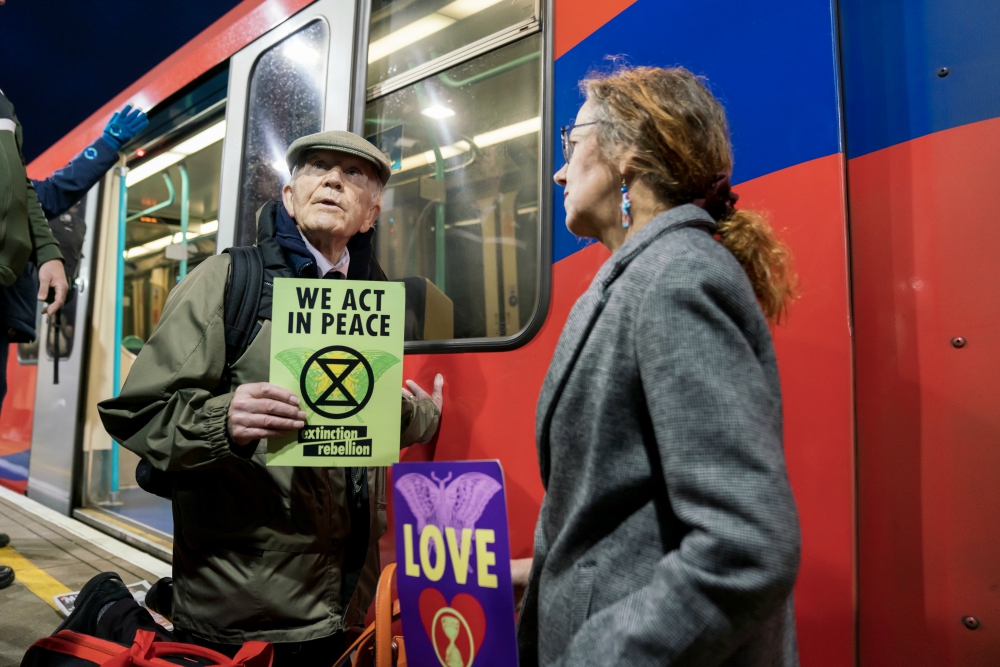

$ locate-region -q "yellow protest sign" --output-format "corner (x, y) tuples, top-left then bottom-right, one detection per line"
(267, 278), (405, 467)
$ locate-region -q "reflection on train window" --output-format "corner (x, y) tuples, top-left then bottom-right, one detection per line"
(236, 20), (329, 246)
(366, 34), (541, 340)
(367, 0), (536, 88)
(122, 123), (224, 346)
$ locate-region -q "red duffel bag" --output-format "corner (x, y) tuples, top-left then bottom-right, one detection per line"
(20, 628), (273, 667)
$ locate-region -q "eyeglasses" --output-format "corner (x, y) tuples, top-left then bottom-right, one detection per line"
(560, 121), (598, 163)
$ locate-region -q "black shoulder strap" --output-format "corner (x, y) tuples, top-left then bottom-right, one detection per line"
(222, 246), (265, 366)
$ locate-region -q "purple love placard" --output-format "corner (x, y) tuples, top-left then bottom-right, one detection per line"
(392, 460), (519, 667)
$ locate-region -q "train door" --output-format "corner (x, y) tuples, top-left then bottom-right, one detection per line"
(70, 80), (230, 550)
(218, 0), (359, 249)
(26, 188), (101, 514)
(841, 0), (1000, 662)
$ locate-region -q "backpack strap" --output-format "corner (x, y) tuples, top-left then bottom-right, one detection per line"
(222, 246), (265, 366)
(31, 630), (128, 663)
(135, 246), (265, 502)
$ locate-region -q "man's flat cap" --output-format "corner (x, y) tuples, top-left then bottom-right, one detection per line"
(285, 130), (392, 185)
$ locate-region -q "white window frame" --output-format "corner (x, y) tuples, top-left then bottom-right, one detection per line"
(217, 0), (358, 250)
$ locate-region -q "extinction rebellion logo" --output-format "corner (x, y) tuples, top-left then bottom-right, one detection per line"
(300, 345), (374, 419)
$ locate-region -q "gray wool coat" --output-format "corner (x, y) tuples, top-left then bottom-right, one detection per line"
(517, 204), (801, 667)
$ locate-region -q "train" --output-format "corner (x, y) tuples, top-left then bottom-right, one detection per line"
(1, 0), (998, 664)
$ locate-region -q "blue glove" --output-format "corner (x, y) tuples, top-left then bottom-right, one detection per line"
(102, 104), (149, 151)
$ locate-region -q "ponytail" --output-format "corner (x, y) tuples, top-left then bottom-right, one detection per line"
(583, 66), (799, 322)
(716, 209), (797, 323)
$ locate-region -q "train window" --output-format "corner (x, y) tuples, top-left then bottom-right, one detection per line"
(366, 33), (542, 341)
(122, 123), (224, 345)
(236, 20), (330, 246)
(367, 0), (537, 89)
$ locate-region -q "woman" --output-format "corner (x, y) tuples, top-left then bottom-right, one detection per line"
(516, 67), (801, 666)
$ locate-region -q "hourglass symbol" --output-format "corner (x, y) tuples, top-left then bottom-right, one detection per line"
(432, 607), (474, 667)
(420, 589), (486, 667)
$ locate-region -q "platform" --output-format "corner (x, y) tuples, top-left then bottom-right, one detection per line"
(0, 485), (170, 666)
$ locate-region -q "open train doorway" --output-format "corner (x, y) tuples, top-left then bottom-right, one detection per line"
(70, 70), (228, 554)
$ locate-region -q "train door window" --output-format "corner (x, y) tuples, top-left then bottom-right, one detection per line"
(365, 13), (544, 344)
(367, 0), (537, 90)
(235, 20), (330, 246)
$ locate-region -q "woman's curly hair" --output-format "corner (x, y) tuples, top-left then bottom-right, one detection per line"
(583, 66), (798, 322)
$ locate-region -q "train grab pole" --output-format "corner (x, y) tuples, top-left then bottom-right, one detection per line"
(179, 164), (189, 280)
(109, 165), (128, 505)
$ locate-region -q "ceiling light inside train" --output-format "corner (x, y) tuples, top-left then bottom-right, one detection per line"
(126, 121), (227, 187)
(396, 115), (540, 173)
(421, 105), (455, 119)
(367, 0), (505, 63)
(125, 220), (219, 259)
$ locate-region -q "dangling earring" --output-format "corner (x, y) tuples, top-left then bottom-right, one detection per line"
(620, 178), (632, 229)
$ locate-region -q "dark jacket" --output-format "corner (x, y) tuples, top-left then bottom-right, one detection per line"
(518, 205), (801, 667)
(99, 201), (438, 644)
(0, 89), (62, 286)
(1, 92), (111, 342)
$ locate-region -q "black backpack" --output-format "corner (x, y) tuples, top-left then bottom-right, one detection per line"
(135, 247), (267, 500)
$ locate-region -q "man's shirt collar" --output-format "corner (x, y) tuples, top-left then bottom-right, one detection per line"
(298, 228), (350, 279)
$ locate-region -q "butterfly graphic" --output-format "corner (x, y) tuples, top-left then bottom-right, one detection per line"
(395, 472), (502, 564)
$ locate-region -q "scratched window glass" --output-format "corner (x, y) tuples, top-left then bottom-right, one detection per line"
(237, 20), (329, 246)
(365, 34), (542, 340)
(367, 0), (536, 88)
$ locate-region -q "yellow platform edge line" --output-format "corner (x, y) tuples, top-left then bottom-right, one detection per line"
(0, 545), (72, 609)
(74, 509), (172, 550)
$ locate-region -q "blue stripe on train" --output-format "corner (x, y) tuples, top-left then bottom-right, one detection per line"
(839, 0), (1000, 158)
(0, 450), (30, 481)
(552, 0), (844, 263)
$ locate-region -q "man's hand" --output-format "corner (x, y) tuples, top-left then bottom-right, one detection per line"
(402, 373), (444, 412)
(228, 382), (307, 447)
(37, 259), (68, 316)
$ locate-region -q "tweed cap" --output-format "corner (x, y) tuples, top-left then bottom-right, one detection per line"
(285, 130), (392, 185)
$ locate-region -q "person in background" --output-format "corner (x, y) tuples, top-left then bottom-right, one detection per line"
(0, 87), (67, 393)
(0, 94), (147, 591)
(516, 66), (802, 666)
(97, 130), (444, 667)
(0, 86), (66, 593)
(1, 102), (148, 408)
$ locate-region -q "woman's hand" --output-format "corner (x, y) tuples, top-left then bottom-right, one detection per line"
(511, 557), (533, 611)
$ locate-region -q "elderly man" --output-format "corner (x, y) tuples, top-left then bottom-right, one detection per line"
(96, 131), (442, 666)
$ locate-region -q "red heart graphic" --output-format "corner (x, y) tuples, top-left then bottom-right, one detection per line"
(418, 588), (486, 666)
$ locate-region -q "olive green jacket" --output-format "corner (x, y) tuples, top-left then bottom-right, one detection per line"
(98, 247), (438, 644)
(0, 90), (63, 286)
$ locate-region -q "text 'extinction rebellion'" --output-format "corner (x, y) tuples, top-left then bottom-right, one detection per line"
(299, 425), (372, 457)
